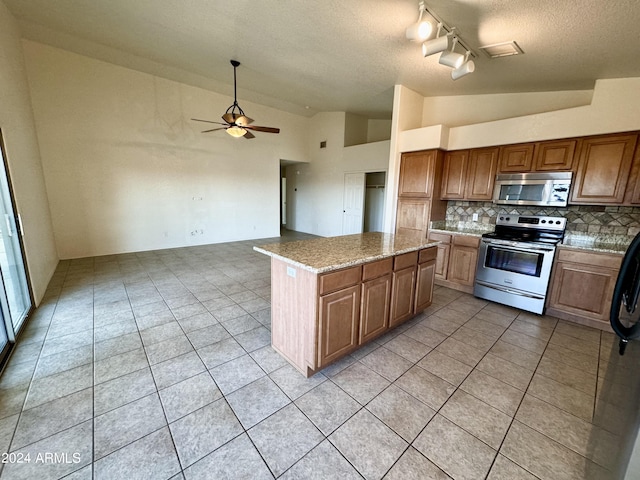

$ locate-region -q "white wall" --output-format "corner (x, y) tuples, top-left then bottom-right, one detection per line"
(422, 90), (593, 127)
(285, 112), (390, 237)
(22, 41), (309, 259)
(0, 3), (57, 305)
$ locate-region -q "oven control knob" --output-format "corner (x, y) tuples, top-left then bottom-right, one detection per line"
(556, 220), (561, 224)
(505, 217), (510, 221)
(499, 216), (504, 221)
(541, 220), (546, 223)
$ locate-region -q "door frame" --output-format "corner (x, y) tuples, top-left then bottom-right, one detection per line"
(0, 130), (35, 341)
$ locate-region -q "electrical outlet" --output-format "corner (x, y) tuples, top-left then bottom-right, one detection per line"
(472, 213), (479, 222)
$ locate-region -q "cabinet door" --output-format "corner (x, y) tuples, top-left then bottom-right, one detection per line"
(318, 285), (360, 367)
(434, 243), (450, 280)
(360, 274), (391, 344)
(398, 150), (437, 198)
(415, 260), (435, 313)
(389, 267), (416, 327)
(533, 139), (577, 171)
(395, 198), (430, 239)
(441, 150), (469, 200)
(547, 262), (617, 325)
(498, 144), (534, 173)
(571, 134), (637, 204)
(448, 245), (478, 286)
(465, 147), (499, 200)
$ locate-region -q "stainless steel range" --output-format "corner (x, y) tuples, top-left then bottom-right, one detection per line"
(474, 214), (566, 314)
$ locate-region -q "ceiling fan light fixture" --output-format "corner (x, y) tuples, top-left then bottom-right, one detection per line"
(227, 126), (247, 137)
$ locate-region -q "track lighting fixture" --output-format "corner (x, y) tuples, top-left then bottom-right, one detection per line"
(421, 24), (450, 57)
(407, 1), (477, 80)
(439, 37), (465, 68)
(452, 51), (475, 80)
(406, 1), (436, 42)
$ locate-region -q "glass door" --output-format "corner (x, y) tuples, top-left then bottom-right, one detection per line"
(0, 131), (32, 342)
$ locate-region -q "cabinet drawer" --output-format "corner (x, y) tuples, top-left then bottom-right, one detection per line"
(428, 232), (452, 244)
(556, 248), (622, 269)
(319, 266), (362, 295)
(453, 235), (481, 248)
(419, 247), (437, 264)
(394, 251), (418, 271)
(362, 258), (393, 281)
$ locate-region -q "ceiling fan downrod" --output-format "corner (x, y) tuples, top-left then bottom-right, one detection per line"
(225, 59), (245, 118)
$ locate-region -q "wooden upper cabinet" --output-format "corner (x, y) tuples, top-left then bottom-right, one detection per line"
(534, 139), (578, 171)
(465, 147), (499, 201)
(398, 150), (437, 198)
(441, 150), (469, 200)
(497, 139), (578, 173)
(498, 144), (534, 172)
(571, 133), (638, 204)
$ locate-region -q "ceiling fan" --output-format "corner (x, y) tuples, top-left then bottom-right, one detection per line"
(192, 60), (280, 139)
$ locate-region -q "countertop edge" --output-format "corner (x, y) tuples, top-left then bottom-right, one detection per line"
(428, 228), (486, 237)
(557, 243), (626, 255)
(253, 241), (440, 274)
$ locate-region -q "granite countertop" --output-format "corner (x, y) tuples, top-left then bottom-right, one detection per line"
(560, 234), (631, 254)
(253, 232), (438, 273)
(428, 221), (493, 237)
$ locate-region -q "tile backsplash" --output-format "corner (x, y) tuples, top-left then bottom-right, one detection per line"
(446, 201), (640, 237)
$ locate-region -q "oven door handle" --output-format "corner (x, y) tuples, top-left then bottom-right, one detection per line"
(481, 241), (554, 255)
(475, 280), (546, 300)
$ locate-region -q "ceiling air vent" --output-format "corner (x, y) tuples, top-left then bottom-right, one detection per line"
(479, 41), (524, 58)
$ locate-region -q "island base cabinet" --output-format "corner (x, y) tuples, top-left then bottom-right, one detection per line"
(360, 274), (391, 344)
(318, 285), (360, 368)
(267, 247), (437, 377)
(415, 261), (436, 313)
(390, 267), (416, 327)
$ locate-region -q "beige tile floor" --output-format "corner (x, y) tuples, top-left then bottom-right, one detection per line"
(0, 230), (630, 479)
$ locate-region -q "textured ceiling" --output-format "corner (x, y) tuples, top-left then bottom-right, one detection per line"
(5, 0), (640, 118)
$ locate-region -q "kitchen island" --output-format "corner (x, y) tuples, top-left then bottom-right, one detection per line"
(254, 232), (438, 377)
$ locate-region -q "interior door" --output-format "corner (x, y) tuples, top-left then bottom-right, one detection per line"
(0, 132), (32, 337)
(342, 172), (365, 234)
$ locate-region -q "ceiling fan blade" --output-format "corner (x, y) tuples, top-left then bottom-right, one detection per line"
(235, 115), (254, 126)
(201, 127), (227, 133)
(245, 125), (280, 134)
(192, 118), (227, 125)
(243, 130), (256, 139)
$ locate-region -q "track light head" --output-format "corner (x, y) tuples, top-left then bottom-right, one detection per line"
(452, 56), (475, 79)
(438, 37), (465, 68)
(422, 24), (449, 57)
(406, 1), (437, 42)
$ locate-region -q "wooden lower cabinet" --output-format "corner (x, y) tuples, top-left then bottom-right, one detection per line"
(270, 246), (437, 377)
(390, 266), (416, 327)
(546, 248), (622, 330)
(448, 242), (479, 286)
(427, 232), (480, 293)
(360, 273), (391, 344)
(318, 285), (360, 368)
(415, 259), (436, 312)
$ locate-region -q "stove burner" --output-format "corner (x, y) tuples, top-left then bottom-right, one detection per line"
(485, 214), (566, 245)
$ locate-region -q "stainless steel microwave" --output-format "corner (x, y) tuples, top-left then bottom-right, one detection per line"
(492, 171), (572, 207)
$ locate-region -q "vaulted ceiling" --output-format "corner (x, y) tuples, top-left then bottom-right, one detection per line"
(6, 0), (640, 119)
